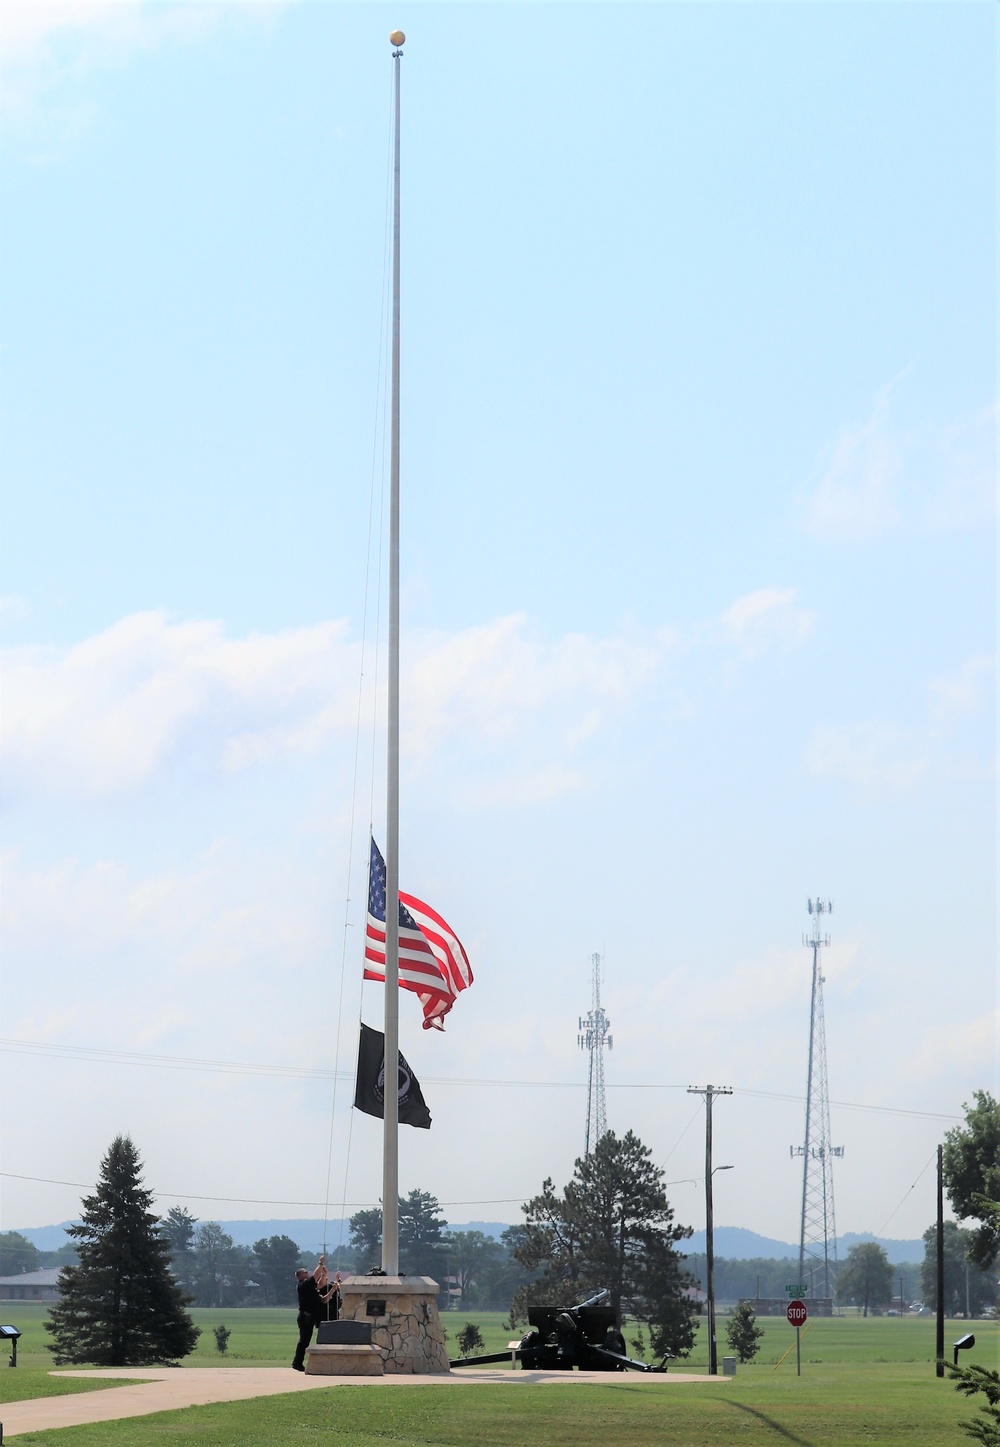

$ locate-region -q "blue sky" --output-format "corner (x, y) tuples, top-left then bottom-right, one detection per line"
(1, 2), (996, 1251)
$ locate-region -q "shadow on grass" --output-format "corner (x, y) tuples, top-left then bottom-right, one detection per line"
(722, 1399), (814, 1445)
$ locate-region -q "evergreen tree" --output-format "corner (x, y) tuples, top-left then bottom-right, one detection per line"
(160, 1206), (197, 1254)
(348, 1192), (448, 1278)
(45, 1136), (199, 1365)
(160, 1206), (198, 1296)
(399, 1189), (447, 1278)
(512, 1130), (698, 1358)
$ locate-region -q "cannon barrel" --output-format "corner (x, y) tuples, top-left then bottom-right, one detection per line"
(449, 1350), (521, 1368)
(572, 1289), (611, 1310)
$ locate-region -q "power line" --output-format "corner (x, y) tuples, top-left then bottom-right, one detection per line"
(0, 1038), (960, 1121)
(0, 1172), (531, 1211)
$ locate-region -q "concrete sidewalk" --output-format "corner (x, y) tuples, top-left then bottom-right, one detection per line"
(1, 1366), (721, 1437)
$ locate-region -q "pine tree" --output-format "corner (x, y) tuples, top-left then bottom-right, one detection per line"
(512, 1130), (698, 1358)
(45, 1136), (200, 1365)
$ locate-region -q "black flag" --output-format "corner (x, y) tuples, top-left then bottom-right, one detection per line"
(354, 1023), (431, 1130)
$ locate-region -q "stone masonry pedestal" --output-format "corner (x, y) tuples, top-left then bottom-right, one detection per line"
(335, 1276), (450, 1375)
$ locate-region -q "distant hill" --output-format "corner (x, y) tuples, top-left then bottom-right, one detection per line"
(10, 1217), (512, 1255)
(683, 1227), (924, 1264)
(10, 1219), (923, 1262)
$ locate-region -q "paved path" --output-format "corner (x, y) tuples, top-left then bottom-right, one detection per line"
(1, 1366), (722, 1437)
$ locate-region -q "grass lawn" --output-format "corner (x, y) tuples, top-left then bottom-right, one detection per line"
(0, 1371), (141, 1405)
(4, 1368), (983, 1446)
(9, 1301), (986, 1372)
(2, 1304), (994, 1443)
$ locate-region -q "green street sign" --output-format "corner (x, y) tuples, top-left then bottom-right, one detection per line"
(786, 1283), (807, 1296)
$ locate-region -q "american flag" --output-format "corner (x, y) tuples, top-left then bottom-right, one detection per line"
(364, 836), (473, 1031)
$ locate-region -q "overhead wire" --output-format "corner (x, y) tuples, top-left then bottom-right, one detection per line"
(874, 1150), (939, 1238)
(0, 1038), (961, 1122)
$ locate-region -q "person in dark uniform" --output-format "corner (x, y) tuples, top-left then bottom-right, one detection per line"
(291, 1264), (340, 1371)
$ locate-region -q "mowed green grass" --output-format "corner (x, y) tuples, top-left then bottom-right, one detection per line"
(7, 1303), (973, 1376)
(2, 1304), (995, 1444)
(4, 1368), (983, 1446)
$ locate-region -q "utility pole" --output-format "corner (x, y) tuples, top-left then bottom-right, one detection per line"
(936, 1144), (945, 1377)
(791, 898), (843, 1299)
(688, 1084), (731, 1376)
(578, 952), (612, 1155)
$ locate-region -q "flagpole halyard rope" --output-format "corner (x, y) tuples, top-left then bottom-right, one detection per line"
(320, 62), (396, 1263)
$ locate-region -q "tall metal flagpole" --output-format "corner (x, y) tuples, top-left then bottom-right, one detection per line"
(382, 28), (405, 1277)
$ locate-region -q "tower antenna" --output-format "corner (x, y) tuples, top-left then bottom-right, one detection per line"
(790, 898), (844, 1300)
(578, 952), (612, 1154)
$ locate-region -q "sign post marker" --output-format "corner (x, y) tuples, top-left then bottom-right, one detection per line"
(786, 1299), (808, 1376)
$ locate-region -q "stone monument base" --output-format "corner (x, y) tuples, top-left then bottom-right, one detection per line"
(305, 1343), (385, 1376)
(335, 1275), (450, 1375)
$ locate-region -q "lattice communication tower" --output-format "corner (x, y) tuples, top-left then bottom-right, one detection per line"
(790, 899), (844, 1298)
(578, 952), (613, 1155)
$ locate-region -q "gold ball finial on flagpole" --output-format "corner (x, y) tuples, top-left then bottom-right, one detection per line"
(389, 30), (405, 47)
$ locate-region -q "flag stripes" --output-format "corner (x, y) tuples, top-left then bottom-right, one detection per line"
(364, 836), (473, 1031)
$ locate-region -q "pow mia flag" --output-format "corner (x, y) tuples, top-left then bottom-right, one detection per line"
(354, 1022), (431, 1130)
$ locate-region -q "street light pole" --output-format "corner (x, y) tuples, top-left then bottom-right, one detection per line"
(688, 1084), (732, 1376)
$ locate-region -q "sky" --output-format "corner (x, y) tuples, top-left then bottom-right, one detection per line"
(1, 1), (996, 1256)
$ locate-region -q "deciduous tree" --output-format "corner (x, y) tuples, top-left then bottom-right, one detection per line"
(944, 1092), (1000, 1271)
(45, 1136), (199, 1365)
(835, 1242), (893, 1316)
(726, 1299), (764, 1363)
(348, 1208), (382, 1273)
(0, 1231), (40, 1276)
(251, 1235), (301, 1305)
(442, 1230), (503, 1304)
(191, 1223), (250, 1308)
(921, 1221), (996, 1318)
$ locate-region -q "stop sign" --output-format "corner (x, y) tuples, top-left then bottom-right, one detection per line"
(786, 1300), (808, 1327)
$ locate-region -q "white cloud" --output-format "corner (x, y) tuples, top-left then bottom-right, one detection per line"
(806, 722), (929, 788)
(0, 1), (276, 152)
(923, 401), (998, 531)
(0, 595), (30, 627)
(927, 654), (995, 723)
(0, 609), (671, 801)
(402, 614), (667, 768)
(805, 381), (902, 540)
(720, 587), (814, 656)
(0, 611), (359, 795)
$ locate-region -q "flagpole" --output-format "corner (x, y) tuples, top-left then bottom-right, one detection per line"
(382, 28), (405, 1277)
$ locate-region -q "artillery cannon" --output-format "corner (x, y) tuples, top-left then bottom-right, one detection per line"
(449, 1289), (673, 1373)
